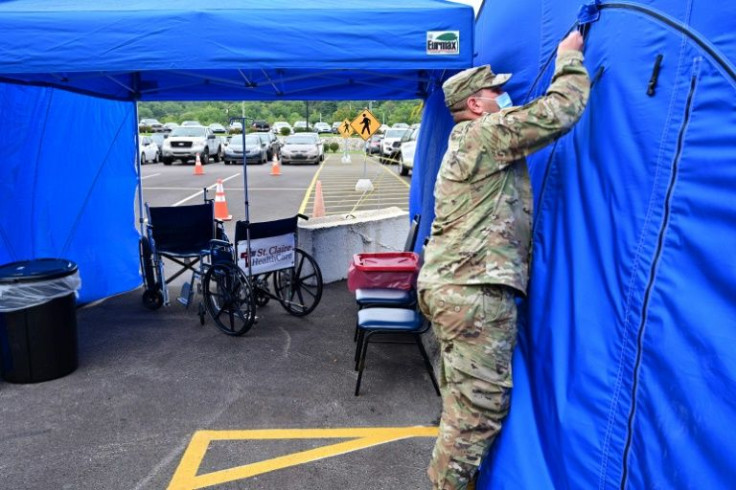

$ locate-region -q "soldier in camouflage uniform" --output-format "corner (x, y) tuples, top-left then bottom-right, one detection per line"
(417, 31), (590, 489)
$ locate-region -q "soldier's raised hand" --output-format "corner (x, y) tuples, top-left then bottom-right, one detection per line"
(558, 31), (584, 54)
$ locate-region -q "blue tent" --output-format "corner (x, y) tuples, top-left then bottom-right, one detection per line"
(465, 1), (736, 488)
(0, 0), (475, 302)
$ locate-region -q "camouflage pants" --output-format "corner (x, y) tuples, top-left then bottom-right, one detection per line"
(418, 283), (518, 490)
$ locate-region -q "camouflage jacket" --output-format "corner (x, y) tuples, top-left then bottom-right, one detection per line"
(419, 50), (590, 294)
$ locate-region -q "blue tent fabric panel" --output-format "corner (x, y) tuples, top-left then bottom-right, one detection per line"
(408, 87), (456, 251)
(0, 0), (475, 101)
(0, 83), (141, 303)
(475, 1), (736, 489)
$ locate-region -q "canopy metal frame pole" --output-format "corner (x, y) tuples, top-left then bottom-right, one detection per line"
(134, 101), (144, 236)
(229, 116), (254, 280)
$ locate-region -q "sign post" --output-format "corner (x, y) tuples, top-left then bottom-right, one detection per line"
(337, 118), (354, 163)
(350, 108), (381, 192)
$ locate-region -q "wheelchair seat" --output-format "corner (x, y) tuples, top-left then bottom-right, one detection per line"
(140, 201), (218, 309)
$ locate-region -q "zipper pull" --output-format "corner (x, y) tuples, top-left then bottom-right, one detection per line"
(647, 54), (664, 96)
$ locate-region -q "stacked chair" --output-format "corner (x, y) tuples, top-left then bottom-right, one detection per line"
(351, 215), (441, 396)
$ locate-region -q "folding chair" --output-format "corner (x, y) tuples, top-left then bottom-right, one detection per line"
(352, 214), (421, 339)
(140, 201), (217, 309)
(354, 306), (440, 396)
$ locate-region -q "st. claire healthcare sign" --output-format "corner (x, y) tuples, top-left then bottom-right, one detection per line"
(426, 31), (459, 55)
(237, 233), (295, 275)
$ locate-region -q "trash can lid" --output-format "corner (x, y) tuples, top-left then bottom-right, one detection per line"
(0, 258), (78, 284)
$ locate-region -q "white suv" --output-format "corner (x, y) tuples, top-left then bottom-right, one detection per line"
(162, 126), (223, 165)
(380, 128), (410, 164)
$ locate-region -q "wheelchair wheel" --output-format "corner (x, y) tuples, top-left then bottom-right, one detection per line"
(142, 289), (164, 310)
(140, 237), (163, 310)
(253, 274), (271, 307)
(273, 248), (323, 317)
(202, 262), (256, 336)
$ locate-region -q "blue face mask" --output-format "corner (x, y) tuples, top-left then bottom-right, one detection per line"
(495, 91), (514, 109)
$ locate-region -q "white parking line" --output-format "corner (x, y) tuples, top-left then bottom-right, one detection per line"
(140, 173), (161, 180)
(172, 173), (241, 207)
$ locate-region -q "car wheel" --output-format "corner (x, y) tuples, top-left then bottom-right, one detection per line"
(140, 152), (147, 165)
(214, 146), (222, 162)
(154, 152), (160, 164)
(399, 158), (409, 176)
(162, 158), (173, 165)
(201, 149), (209, 165)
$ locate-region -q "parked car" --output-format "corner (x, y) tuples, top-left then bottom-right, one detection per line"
(224, 134), (268, 165)
(313, 122), (331, 134)
(209, 123), (228, 135)
(139, 118), (164, 133)
(399, 125), (420, 176)
(229, 121), (243, 133)
(272, 121), (292, 135)
(331, 122), (342, 134)
(280, 133), (324, 165)
(253, 132), (281, 160)
(150, 133), (166, 153)
(251, 120), (270, 132)
(293, 120), (310, 132)
(380, 128), (410, 164)
(138, 135), (160, 164)
(365, 134), (383, 155)
(161, 125), (222, 165)
(392, 122), (409, 129)
(162, 122), (179, 133)
(181, 120), (202, 127)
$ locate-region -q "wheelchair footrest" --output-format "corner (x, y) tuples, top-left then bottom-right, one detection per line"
(177, 282), (193, 307)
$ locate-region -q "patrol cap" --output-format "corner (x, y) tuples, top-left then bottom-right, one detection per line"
(442, 65), (512, 107)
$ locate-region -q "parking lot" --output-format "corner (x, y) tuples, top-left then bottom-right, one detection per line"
(1, 153), (439, 490)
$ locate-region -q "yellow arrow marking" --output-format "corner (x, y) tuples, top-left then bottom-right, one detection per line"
(168, 426), (438, 489)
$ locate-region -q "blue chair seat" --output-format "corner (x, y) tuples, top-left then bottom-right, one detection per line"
(356, 288), (414, 306)
(357, 307), (423, 330)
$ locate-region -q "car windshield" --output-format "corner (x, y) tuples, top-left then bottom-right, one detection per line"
(285, 136), (317, 145)
(385, 129), (408, 139)
(170, 127), (206, 137)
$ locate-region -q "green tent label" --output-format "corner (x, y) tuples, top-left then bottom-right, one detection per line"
(427, 31), (459, 55)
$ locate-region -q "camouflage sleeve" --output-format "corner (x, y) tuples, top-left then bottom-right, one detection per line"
(481, 50), (590, 163)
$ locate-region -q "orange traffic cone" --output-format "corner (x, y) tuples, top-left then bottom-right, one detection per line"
(311, 180), (326, 218)
(270, 152), (281, 176)
(214, 179), (232, 221)
(194, 153), (205, 175)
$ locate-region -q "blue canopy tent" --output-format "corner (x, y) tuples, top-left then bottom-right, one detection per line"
(463, 1), (736, 488)
(0, 0), (475, 302)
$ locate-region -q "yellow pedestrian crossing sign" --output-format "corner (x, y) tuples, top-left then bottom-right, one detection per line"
(350, 109), (381, 141)
(337, 119), (354, 138)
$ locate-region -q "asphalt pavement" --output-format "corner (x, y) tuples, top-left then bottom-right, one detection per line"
(1, 154), (438, 490)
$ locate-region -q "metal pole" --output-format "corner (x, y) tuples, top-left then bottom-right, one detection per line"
(229, 116), (253, 280)
(134, 101), (144, 235)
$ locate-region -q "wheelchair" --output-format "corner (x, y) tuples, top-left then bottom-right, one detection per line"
(200, 214), (323, 336)
(139, 199), (222, 311)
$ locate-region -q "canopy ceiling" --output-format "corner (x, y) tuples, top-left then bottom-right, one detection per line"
(0, 0), (475, 101)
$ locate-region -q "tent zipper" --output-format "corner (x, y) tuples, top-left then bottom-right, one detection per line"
(600, 2), (736, 84)
(619, 69), (698, 490)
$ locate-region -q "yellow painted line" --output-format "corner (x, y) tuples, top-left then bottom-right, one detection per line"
(298, 161), (328, 215)
(379, 164), (411, 189)
(168, 426), (438, 490)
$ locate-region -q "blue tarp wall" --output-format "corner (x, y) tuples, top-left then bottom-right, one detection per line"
(0, 0), (474, 303)
(465, 1), (736, 489)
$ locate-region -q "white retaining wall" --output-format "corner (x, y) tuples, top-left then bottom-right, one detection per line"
(297, 207), (409, 283)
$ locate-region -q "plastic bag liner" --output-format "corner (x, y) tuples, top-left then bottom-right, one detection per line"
(347, 252), (420, 292)
(0, 259), (81, 313)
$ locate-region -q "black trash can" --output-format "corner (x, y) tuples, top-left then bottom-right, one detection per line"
(0, 258), (80, 383)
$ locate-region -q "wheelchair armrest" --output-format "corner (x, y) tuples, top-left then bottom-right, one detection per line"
(209, 239), (231, 248)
